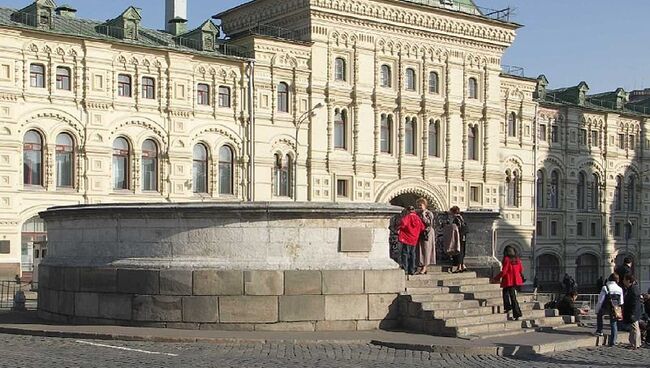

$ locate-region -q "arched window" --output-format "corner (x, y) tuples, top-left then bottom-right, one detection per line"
(219, 145), (234, 195)
(405, 117), (416, 155)
(55, 133), (74, 188)
(577, 172), (586, 210)
(468, 77), (478, 99)
(536, 254), (561, 286)
(274, 153), (292, 198)
(197, 83), (210, 105)
(507, 112), (517, 137)
(334, 58), (346, 81)
(468, 125), (478, 160)
(380, 114), (392, 153)
(405, 68), (416, 91)
(614, 175), (623, 211)
(141, 139), (158, 191)
(334, 109), (347, 149)
(193, 144), (209, 194)
(627, 176), (636, 211)
(112, 137), (130, 190)
(591, 174), (600, 211)
(506, 170), (519, 207)
(576, 254), (599, 291)
(428, 120), (439, 157)
(30, 64), (45, 88)
(277, 82), (289, 113)
(536, 170), (545, 208)
(428, 71), (439, 94)
(380, 65), (391, 88)
(549, 170), (560, 209)
(23, 130), (43, 186)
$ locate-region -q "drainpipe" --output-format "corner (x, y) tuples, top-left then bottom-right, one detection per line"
(246, 60), (255, 202)
(532, 103), (539, 281)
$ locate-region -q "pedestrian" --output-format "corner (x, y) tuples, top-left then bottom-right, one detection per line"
(615, 257), (633, 287)
(492, 246), (524, 321)
(562, 273), (577, 294)
(398, 206), (425, 276)
(622, 274), (643, 350)
(389, 208), (407, 267)
(594, 273), (624, 346)
(449, 206), (467, 273)
(557, 291), (588, 318)
(415, 198), (436, 274)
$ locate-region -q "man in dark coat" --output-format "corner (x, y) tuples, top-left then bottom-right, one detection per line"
(615, 257), (633, 286)
(622, 274), (643, 349)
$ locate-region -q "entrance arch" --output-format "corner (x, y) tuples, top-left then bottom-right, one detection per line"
(377, 178), (446, 210)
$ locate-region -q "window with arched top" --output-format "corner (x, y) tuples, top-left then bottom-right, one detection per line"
(429, 71), (439, 94)
(55, 133), (74, 188)
(112, 137), (130, 190)
(274, 153), (292, 198)
(614, 175), (623, 211)
(549, 170), (560, 209)
(576, 254), (599, 290)
(380, 114), (393, 154)
(334, 57), (346, 81)
(380, 65), (391, 88)
(334, 109), (347, 150)
(405, 68), (416, 91)
(591, 174), (600, 211)
(197, 83), (210, 105)
(219, 145), (234, 195)
(507, 112), (517, 137)
(405, 117), (416, 155)
(141, 139), (158, 191)
(577, 172), (587, 210)
(428, 120), (439, 157)
(468, 77), (478, 99)
(192, 144), (209, 194)
(536, 170), (545, 208)
(468, 125), (478, 160)
(277, 82), (289, 113)
(627, 176), (636, 211)
(142, 77), (155, 99)
(23, 130), (43, 186)
(506, 170), (519, 207)
(218, 86), (231, 108)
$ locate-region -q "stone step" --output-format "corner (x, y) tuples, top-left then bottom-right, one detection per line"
(462, 328), (534, 341)
(408, 293), (466, 302)
(525, 316), (567, 329)
(420, 299), (481, 310)
(465, 290), (503, 300)
(403, 285), (450, 293)
(439, 278), (491, 287)
(406, 278), (454, 288)
(519, 301), (543, 311)
(449, 283), (501, 293)
(443, 312), (508, 327)
(426, 306), (495, 320)
(453, 320), (523, 337)
(408, 272), (478, 281)
(481, 297), (504, 307)
(522, 308), (559, 319)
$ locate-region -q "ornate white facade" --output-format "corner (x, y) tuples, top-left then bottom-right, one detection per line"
(0, 0), (647, 290)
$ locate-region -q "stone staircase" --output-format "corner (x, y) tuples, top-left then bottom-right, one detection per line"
(399, 266), (569, 339)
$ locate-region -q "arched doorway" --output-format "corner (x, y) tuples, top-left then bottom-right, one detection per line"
(576, 254), (599, 292)
(389, 192), (440, 210)
(536, 253), (561, 291)
(21, 216), (47, 282)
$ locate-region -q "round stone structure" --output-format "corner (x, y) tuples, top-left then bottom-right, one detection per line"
(37, 202), (406, 331)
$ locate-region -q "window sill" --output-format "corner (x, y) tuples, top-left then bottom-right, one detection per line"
(55, 187), (77, 192)
(111, 190), (133, 194)
(22, 185), (46, 191)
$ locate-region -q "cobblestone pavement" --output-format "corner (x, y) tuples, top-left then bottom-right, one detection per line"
(0, 333), (648, 367)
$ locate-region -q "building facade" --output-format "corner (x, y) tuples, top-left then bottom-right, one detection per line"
(0, 0), (647, 290)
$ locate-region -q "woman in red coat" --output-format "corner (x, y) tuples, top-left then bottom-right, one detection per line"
(492, 246), (524, 320)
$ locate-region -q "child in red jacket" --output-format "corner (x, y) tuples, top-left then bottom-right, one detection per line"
(398, 206), (425, 275)
(492, 246), (524, 320)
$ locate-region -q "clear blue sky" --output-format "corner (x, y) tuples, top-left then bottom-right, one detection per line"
(3, 0), (647, 93)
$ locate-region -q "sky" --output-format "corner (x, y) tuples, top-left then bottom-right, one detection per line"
(2, 0), (648, 93)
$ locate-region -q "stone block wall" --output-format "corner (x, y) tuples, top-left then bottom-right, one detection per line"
(38, 265), (405, 331)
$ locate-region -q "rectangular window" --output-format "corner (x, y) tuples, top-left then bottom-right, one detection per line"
(218, 86), (231, 107)
(629, 135), (635, 150)
(536, 221), (543, 236)
(550, 221), (558, 237)
(579, 129), (587, 145)
(197, 83), (210, 105)
(336, 179), (349, 198)
(539, 124), (547, 141)
(576, 222), (583, 236)
(590, 222), (597, 237)
(591, 130), (598, 147)
(118, 74), (132, 97)
(142, 77), (155, 99)
(614, 222), (621, 237)
(618, 134), (625, 149)
(56, 66), (71, 91)
(30, 64), (45, 88)
(0, 240), (9, 254)
(470, 185), (480, 203)
(551, 126), (559, 143)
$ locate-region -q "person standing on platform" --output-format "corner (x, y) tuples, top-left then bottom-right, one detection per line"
(492, 246), (524, 321)
(449, 206), (467, 273)
(398, 206), (425, 276)
(415, 198), (436, 274)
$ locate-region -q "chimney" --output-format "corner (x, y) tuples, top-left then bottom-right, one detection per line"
(168, 17), (188, 36)
(55, 4), (77, 19)
(166, 0), (187, 33)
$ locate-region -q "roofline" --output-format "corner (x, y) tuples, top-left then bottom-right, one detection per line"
(500, 73), (537, 83)
(228, 32), (314, 47)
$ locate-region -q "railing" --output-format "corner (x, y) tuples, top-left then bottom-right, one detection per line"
(248, 24), (300, 41)
(544, 92), (650, 116)
(502, 65), (525, 77)
(400, 1), (513, 22)
(0, 280), (38, 311)
(576, 293), (600, 314)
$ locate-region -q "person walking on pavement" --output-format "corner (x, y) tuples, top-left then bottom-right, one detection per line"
(622, 274), (643, 350)
(415, 198), (436, 274)
(398, 206), (425, 276)
(594, 273), (624, 346)
(492, 246), (523, 321)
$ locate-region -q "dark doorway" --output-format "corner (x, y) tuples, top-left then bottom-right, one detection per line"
(390, 193), (421, 208)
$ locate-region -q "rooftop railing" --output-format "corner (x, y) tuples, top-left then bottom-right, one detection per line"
(247, 24), (300, 41)
(400, 1), (513, 22)
(502, 65), (525, 77)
